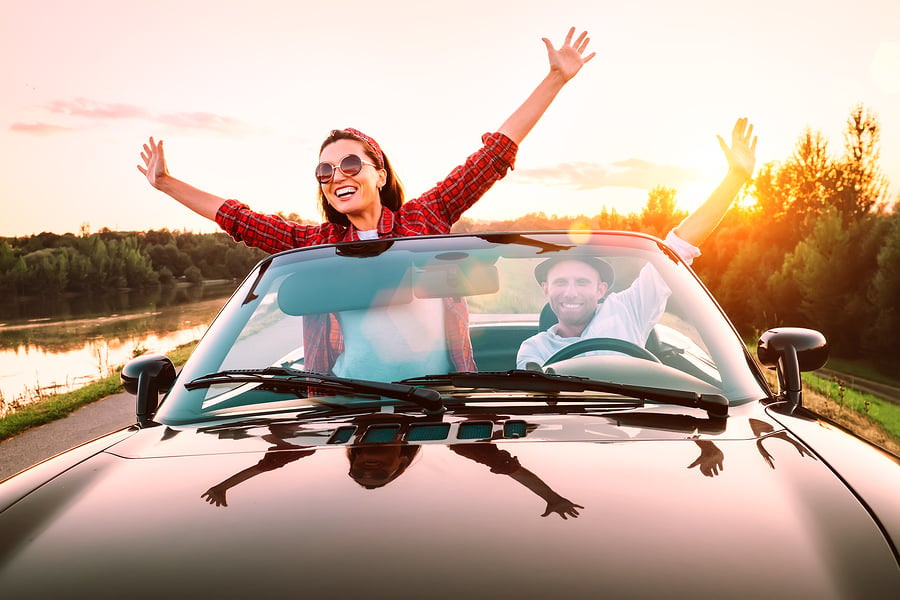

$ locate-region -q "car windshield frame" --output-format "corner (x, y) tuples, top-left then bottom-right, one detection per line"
(154, 232), (770, 424)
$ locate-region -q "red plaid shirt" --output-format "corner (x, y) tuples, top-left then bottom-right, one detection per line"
(216, 132), (518, 375)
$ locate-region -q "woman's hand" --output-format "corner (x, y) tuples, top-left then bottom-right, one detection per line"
(201, 484), (228, 507)
(542, 27), (596, 84)
(497, 27), (595, 145)
(137, 136), (169, 189)
(541, 493), (584, 519)
(135, 136), (226, 220)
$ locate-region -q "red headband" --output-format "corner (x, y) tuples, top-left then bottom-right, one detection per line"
(342, 127), (385, 168)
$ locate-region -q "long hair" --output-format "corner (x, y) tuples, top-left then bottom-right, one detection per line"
(317, 129), (405, 227)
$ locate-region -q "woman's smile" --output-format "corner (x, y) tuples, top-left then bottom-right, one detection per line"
(334, 185), (358, 200)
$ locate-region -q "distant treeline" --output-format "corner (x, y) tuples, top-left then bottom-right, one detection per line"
(0, 229), (267, 294)
(2, 105), (897, 367)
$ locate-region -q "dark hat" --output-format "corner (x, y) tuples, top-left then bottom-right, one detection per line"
(534, 256), (615, 287)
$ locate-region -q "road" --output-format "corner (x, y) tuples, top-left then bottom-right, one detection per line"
(0, 392), (136, 481)
(815, 368), (900, 406)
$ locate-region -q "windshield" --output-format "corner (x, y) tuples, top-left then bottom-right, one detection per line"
(156, 232), (767, 423)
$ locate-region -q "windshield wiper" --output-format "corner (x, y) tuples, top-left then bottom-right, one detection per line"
(186, 367), (444, 414)
(399, 370), (728, 418)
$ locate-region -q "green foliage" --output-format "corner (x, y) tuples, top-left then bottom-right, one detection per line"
(868, 213), (900, 355)
(801, 372), (900, 442)
(184, 265), (203, 284)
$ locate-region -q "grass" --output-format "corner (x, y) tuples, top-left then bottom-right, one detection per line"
(800, 371), (900, 456)
(747, 336), (900, 455)
(754, 359), (900, 457)
(0, 341), (198, 442)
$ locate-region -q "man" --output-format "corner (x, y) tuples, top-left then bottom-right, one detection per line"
(516, 118), (756, 368)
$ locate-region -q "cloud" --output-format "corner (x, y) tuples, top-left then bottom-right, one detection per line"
(44, 98), (149, 120)
(516, 158), (703, 191)
(9, 122), (76, 135)
(156, 111), (254, 135)
(11, 97), (254, 137)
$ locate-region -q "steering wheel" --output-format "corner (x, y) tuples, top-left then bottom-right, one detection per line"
(543, 337), (661, 367)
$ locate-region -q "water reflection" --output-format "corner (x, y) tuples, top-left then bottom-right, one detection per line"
(0, 282), (238, 408)
(0, 281), (236, 331)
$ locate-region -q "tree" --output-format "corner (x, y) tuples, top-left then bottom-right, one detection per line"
(833, 104), (890, 223)
(0, 241), (16, 273)
(184, 265), (203, 284)
(868, 210), (900, 358)
(780, 129), (837, 235)
(146, 243), (192, 277)
(22, 248), (68, 294)
(639, 186), (684, 238)
(765, 209), (888, 356)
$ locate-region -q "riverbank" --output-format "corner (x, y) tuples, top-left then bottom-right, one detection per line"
(0, 341), (196, 442)
(0, 282), (234, 407)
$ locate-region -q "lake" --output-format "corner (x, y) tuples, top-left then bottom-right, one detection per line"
(0, 282), (238, 411)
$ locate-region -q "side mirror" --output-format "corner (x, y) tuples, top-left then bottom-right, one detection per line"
(121, 354), (177, 428)
(757, 328), (828, 413)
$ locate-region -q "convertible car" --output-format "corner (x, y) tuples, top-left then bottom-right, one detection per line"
(1, 231), (898, 597)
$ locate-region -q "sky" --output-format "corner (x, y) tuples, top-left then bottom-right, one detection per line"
(2, 0), (899, 237)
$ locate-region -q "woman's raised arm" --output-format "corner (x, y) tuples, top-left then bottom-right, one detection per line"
(497, 27), (596, 145)
(137, 136), (227, 221)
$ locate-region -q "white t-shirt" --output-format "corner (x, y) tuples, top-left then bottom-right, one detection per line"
(333, 297), (452, 382)
(516, 231), (700, 368)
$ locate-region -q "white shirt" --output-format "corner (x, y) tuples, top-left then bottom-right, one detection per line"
(516, 231), (700, 368)
(333, 297), (452, 382)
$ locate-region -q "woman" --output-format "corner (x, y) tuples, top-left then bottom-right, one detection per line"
(138, 28), (593, 243)
(139, 28), (595, 378)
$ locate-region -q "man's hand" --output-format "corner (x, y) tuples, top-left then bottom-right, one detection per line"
(687, 439), (725, 477)
(718, 117), (757, 180)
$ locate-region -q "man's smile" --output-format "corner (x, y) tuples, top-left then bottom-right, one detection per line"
(559, 301), (584, 309)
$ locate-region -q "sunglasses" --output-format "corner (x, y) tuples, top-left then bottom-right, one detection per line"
(315, 154), (378, 184)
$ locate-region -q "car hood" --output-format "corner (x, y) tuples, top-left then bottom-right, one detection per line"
(0, 408), (897, 598)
